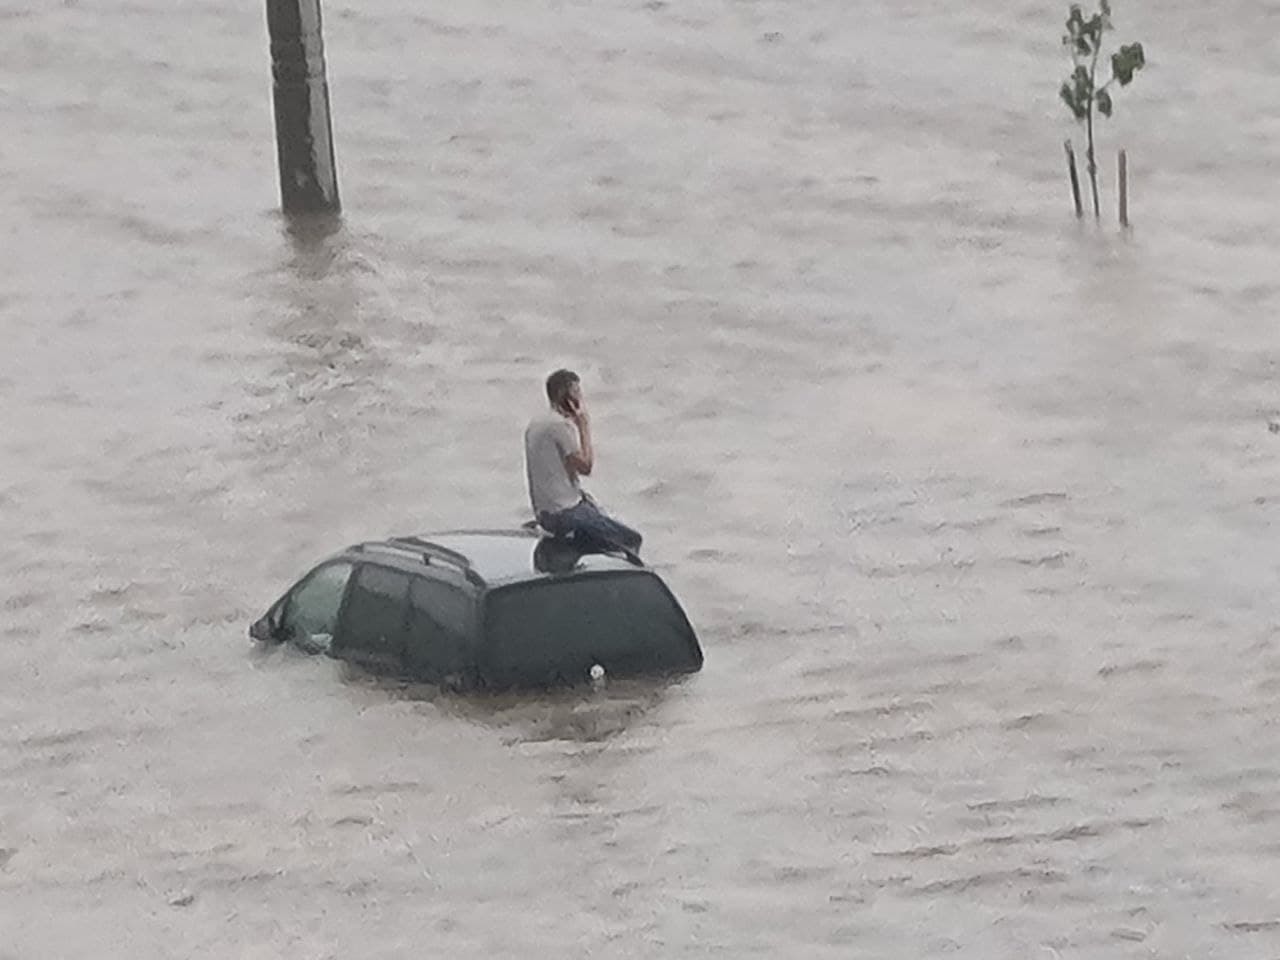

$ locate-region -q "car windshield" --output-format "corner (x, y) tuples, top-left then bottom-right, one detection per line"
(482, 572), (701, 686)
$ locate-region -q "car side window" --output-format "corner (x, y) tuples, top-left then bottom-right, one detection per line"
(405, 576), (475, 681)
(334, 565), (413, 668)
(281, 562), (354, 653)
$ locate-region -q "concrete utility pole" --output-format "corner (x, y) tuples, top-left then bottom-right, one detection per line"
(266, 0), (340, 215)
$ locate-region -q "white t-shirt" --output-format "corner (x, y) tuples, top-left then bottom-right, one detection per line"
(524, 411), (582, 516)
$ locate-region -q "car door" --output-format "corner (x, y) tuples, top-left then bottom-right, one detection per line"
(404, 573), (477, 684)
(276, 561), (355, 653)
(331, 564), (414, 671)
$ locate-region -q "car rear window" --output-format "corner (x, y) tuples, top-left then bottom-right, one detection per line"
(481, 572), (701, 687)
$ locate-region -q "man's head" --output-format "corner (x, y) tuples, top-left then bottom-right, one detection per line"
(545, 368), (581, 413)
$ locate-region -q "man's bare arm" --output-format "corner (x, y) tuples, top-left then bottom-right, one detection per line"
(565, 407), (593, 477)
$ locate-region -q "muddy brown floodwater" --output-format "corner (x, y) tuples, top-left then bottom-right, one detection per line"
(3, 0), (1280, 956)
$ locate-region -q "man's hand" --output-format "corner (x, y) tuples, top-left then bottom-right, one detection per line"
(563, 393), (590, 427)
(564, 395), (594, 477)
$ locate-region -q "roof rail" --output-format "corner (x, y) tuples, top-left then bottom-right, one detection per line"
(384, 536), (485, 585)
(353, 541), (419, 560)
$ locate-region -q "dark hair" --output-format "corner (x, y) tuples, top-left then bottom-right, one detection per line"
(545, 369), (580, 407)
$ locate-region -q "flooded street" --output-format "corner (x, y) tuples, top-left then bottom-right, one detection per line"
(4, 0), (1280, 955)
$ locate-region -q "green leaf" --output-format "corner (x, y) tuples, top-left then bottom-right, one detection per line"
(1060, 83), (1080, 119)
(1112, 42), (1146, 85)
(1060, 79), (1088, 121)
(1083, 13), (1106, 51)
(1065, 5), (1086, 52)
(1096, 88), (1113, 117)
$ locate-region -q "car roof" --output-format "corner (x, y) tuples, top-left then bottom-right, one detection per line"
(345, 528), (643, 588)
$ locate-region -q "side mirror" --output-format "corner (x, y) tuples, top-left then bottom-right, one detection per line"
(249, 614), (276, 643)
(249, 598), (287, 643)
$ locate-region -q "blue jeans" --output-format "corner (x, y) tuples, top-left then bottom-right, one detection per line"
(538, 498), (643, 555)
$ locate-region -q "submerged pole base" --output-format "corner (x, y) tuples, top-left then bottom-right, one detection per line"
(267, 0), (340, 216)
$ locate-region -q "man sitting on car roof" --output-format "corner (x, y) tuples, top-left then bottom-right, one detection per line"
(524, 368), (643, 559)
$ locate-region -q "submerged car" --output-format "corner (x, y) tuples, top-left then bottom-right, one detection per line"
(249, 529), (703, 689)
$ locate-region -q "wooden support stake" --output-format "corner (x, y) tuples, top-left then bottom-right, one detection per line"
(1118, 149), (1129, 227)
(1064, 140), (1083, 219)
